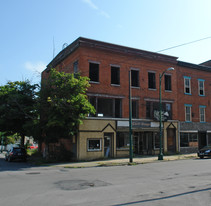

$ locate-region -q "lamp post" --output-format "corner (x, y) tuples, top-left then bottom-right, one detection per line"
(158, 67), (174, 160)
(129, 70), (133, 163)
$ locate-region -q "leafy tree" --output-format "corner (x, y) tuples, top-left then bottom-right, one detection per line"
(40, 69), (95, 144)
(0, 81), (39, 146)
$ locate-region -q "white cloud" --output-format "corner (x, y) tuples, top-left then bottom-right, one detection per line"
(82, 0), (110, 18)
(24, 61), (46, 73)
(83, 0), (98, 10)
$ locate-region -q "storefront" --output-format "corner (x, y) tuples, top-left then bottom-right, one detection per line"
(179, 122), (211, 153)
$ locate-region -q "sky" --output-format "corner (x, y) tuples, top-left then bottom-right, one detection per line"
(1, 0), (211, 85)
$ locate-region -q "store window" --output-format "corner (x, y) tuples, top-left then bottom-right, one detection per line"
(154, 132), (160, 149)
(116, 132), (129, 149)
(180, 133), (198, 147)
(208, 133), (211, 145)
(87, 139), (101, 151)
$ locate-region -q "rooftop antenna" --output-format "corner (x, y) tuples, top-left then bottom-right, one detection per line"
(62, 43), (68, 50)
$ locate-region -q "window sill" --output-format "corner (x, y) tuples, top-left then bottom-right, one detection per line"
(116, 148), (129, 151)
(89, 81), (100, 84)
(111, 84), (120, 87)
(165, 90), (172, 92)
(148, 88), (157, 91)
(87, 150), (102, 152)
(184, 93), (192, 95)
(131, 86), (140, 89)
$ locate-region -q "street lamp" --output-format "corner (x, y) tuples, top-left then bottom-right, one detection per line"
(158, 67), (174, 160)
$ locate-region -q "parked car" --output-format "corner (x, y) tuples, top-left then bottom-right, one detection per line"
(197, 146), (211, 159)
(27, 144), (38, 150)
(5, 147), (27, 162)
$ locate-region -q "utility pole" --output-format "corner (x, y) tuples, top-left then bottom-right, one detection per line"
(129, 70), (133, 163)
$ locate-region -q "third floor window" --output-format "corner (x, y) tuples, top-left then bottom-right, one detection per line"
(89, 62), (99, 82)
(198, 79), (205, 96)
(111, 66), (120, 85)
(165, 75), (172, 91)
(184, 76), (191, 95)
(148, 72), (156, 89)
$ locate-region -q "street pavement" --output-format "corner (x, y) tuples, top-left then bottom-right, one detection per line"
(1, 152), (211, 206)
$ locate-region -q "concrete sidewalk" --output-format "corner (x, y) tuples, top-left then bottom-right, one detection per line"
(52, 153), (198, 168)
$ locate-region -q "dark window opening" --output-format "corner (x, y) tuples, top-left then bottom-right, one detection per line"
(180, 133), (198, 147)
(132, 100), (139, 118)
(111, 66), (120, 85)
(89, 63), (99, 82)
(89, 97), (122, 118)
(73, 61), (78, 73)
(148, 72), (156, 89)
(115, 99), (121, 118)
(146, 101), (172, 120)
(131, 70), (139, 87)
(116, 132), (129, 149)
(165, 75), (172, 91)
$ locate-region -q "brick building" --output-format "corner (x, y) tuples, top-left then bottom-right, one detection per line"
(42, 37), (211, 160)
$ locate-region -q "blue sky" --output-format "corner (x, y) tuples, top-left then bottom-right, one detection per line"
(1, 0), (211, 85)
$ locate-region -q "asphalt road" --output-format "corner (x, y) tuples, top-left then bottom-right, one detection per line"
(0, 153), (211, 206)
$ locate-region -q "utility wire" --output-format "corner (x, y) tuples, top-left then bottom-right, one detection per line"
(157, 36), (211, 52)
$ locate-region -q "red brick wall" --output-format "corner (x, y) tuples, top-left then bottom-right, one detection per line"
(176, 65), (211, 122)
(48, 45), (178, 120)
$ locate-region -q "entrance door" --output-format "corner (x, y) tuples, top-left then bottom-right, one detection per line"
(198, 132), (207, 149)
(167, 128), (176, 153)
(104, 133), (113, 158)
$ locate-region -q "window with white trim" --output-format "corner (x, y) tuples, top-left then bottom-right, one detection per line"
(199, 106), (206, 122)
(198, 79), (205, 96)
(184, 76), (191, 94)
(87, 139), (101, 151)
(185, 104), (192, 122)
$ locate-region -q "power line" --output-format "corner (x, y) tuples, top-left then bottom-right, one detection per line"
(157, 36), (211, 52)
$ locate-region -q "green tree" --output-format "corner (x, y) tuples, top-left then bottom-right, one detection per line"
(0, 81), (39, 147)
(40, 69), (95, 144)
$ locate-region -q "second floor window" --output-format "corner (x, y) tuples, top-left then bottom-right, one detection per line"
(184, 76), (191, 94)
(146, 101), (172, 120)
(199, 106), (206, 122)
(148, 72), (156, 89)
(185, 104), (192, 122)
(165, 75), (172, 91)
(198, 79), (205, 96)
(111, 66), (120, 85)
(132, 100), (139, 118)
(89, 97), (122, 118)
(89, 62), (99, 82)
(131, 70), (139, 87)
